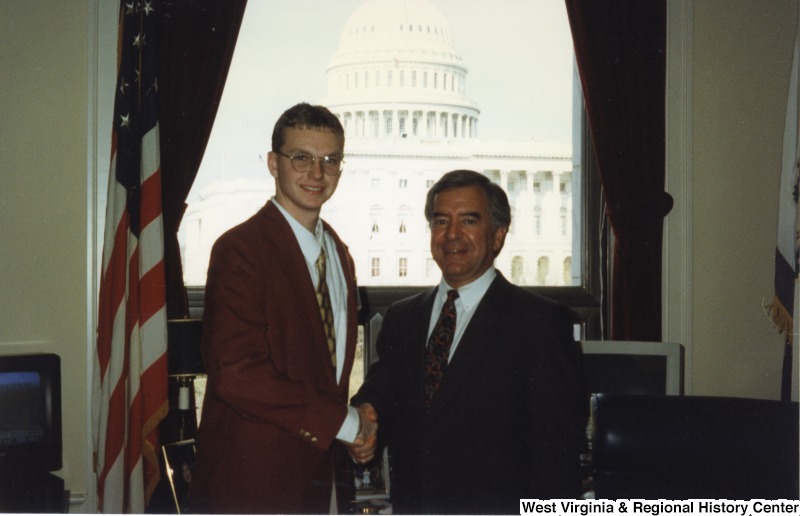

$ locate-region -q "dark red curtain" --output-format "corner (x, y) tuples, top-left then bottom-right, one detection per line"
(565, 0), (673, 341)
(157, 0), (248, 319)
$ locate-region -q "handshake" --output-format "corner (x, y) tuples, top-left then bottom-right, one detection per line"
(346, 403), (378, 464)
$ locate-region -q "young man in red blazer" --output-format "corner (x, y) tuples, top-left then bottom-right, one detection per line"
(192, 103), (376, 514)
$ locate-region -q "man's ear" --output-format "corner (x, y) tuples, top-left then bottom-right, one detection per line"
(493, 226), (509, 256)
(267, 151), (278, 178)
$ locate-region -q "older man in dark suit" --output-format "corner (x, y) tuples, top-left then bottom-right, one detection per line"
(192, 103), (375, 514)
(349, 170), (586, 514)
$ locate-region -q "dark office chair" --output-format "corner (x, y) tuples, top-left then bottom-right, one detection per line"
(591, 393), (799, 500)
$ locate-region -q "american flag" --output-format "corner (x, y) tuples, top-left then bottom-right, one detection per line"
(93, 0), (169, 512)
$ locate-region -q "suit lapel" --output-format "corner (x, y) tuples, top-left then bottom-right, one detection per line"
(263, 202), (337, 385)
(411, 288), (438, 403)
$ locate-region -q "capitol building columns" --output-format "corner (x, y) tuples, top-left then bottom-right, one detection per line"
(334, 107), (481, 141)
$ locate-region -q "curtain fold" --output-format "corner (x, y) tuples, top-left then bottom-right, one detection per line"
(157, 0), (248, 319)
(565, 0), (672, 341)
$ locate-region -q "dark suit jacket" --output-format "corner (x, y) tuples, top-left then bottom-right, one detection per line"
(352, 273), (585, 514)
(192, 201), (359, 514)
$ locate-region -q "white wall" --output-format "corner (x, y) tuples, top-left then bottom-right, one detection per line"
(666, 0), (798, 399)
(0, 0), (93, 511)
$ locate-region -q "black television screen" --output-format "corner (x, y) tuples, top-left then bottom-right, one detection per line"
(0, 353), (62, 473)
(583, 354), (668, 396)
(580, 341), (684, 398)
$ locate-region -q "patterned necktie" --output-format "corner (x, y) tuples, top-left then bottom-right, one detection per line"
(315, 247), (336, 369)
(424, 289), (459, 408)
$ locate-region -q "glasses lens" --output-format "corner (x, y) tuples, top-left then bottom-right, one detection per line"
(321, 156), (342, 175)
(290, 153), (313, 172)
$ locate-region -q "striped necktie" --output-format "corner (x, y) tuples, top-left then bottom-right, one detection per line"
(424, 289), (459, 408)
(315, 247), (337, 369)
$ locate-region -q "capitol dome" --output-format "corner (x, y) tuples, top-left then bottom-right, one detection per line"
(331, 0), (460, 67)
(321, 0), (480, 141)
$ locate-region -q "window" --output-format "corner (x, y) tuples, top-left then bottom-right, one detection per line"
(563, 256), (572, 285)
(511, 256), (524, 284)
(371, 112), (379, 137)
(537, 256), (550, 285)
(182, 1), (604, 339)
(398, 257), (408, 277)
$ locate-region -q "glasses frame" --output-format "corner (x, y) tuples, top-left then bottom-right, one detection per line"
(275, 150), (344, 176)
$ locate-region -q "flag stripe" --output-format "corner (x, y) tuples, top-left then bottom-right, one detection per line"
(141, 126), (160, 183)
(139, 214), (165, 284)
(97, 210), (129, 374)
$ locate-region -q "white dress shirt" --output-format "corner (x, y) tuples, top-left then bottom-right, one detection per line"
(428, 267), (496, 360)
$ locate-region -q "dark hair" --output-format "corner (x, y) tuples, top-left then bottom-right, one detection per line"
(424, 169), (511, 229)
(271, 102), (345, 152)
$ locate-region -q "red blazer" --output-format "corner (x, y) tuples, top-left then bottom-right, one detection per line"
(192, 201), (359, 514)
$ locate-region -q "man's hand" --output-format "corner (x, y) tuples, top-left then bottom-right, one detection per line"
(346, 403), (378, 464)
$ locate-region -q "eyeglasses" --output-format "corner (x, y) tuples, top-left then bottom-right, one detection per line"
(275, 150), (344, 176)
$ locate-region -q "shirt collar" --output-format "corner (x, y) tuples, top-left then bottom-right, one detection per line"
(439, 266), (496, 312)
(271, 197), (324, 263)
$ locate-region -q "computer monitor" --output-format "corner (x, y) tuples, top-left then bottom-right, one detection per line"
(0, 353), (62, 473)
(580, 341), (684, 396)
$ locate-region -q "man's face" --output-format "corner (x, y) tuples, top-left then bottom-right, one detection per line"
(430, 185), (508, 288)
(267, 126), (344, 228)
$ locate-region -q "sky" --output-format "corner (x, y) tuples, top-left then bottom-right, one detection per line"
(189, 0), (576, 203)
